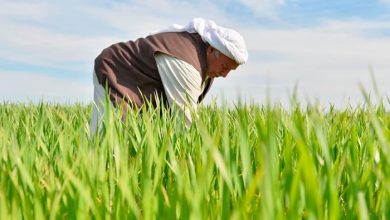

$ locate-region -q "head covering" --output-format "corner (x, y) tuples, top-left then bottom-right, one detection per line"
(156, 18), (248, 64)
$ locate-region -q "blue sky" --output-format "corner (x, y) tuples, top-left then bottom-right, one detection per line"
(1, 0), (390, 106)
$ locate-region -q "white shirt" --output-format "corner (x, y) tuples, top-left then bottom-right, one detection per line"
(155, 53), (208, 126)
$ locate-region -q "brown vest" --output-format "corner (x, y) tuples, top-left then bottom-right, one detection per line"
(94, 32), (213, 109)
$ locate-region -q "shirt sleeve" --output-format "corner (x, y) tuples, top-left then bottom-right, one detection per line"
(155, 53), (203, 126)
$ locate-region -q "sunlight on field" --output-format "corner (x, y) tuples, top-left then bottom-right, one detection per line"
(1, 99), (389, 219)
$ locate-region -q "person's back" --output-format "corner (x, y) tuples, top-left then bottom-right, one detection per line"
(94, 32), (209, 109)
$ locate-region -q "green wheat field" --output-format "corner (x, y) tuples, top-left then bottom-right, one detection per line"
(1, 96), (390, 219)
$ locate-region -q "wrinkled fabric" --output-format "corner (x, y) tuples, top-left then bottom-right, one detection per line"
(155, 53), (204, 127)
(156, 18), (248, 64)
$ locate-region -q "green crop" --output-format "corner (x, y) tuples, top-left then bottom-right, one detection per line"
(1, 99), (389, 219)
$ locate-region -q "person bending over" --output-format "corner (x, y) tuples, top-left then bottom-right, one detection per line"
(90, 18), (248, 133)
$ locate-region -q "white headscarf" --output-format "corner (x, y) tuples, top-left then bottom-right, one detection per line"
(157, 18), (248, 65)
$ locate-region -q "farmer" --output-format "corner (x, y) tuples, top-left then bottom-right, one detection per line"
(90, 18), (248, 133)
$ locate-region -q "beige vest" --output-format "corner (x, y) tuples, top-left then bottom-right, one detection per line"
(94, 32), (212, 109)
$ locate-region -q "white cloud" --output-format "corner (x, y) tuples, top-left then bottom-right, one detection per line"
(0, 1), (390, 107)
(238, 0), (285, 19)
(0, 71), (92, 103)
(83, 0), (231, 36)
(0, 0), (229, 70)
(379, 0), (390, 6)
(0, 21), (119, 71)
(0, 1), (52, 21)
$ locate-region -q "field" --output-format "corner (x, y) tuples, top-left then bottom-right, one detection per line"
(1, 99), (390, 219)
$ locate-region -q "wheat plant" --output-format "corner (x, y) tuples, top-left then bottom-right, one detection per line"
(0, 99), (389, 219)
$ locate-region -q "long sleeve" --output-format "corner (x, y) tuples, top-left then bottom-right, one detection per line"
(155, 53), (205, 126)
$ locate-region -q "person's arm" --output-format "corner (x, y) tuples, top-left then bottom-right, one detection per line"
(155, 53), (203, 126)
